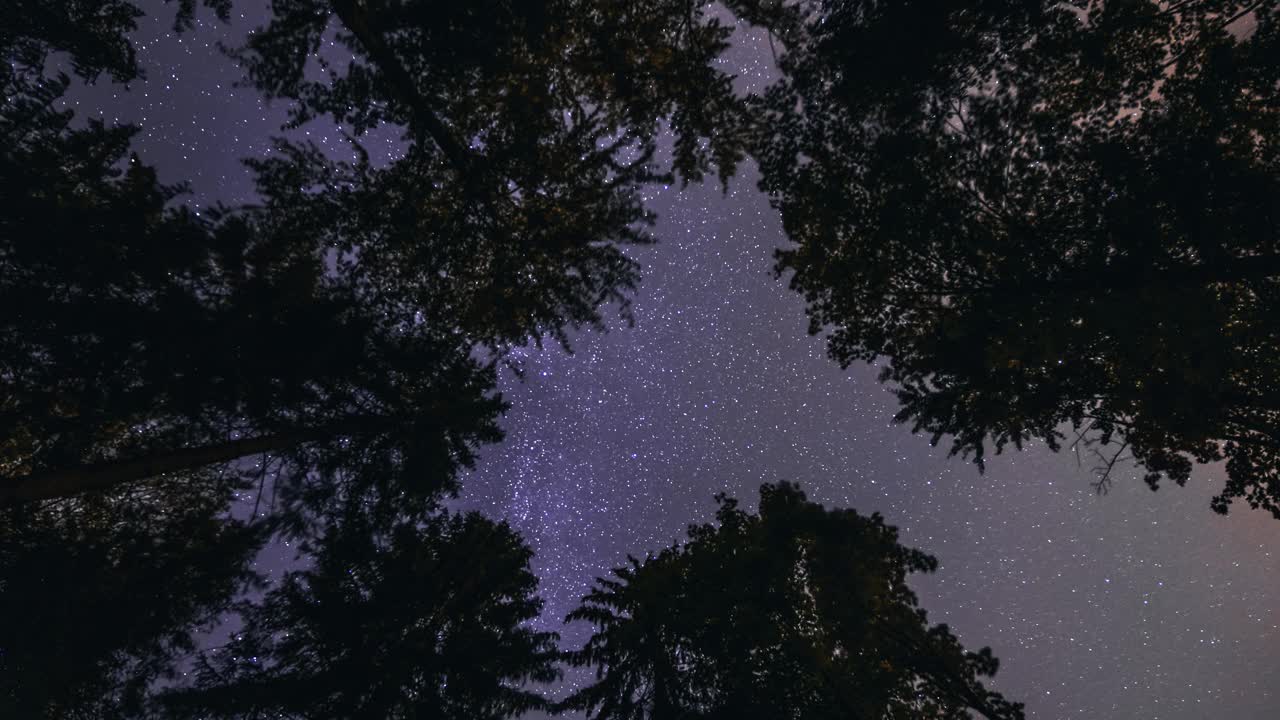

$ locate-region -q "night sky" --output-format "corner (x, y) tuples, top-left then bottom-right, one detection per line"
(68, 4), (1280, 718)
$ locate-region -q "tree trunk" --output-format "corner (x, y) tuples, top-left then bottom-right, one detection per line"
(0, 419), (381, 503)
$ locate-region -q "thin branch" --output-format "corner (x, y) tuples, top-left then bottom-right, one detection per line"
(1160, 0), (1269, 70)
(250, 451), (270, 520)
(1068, 418), (1097, 468)
(1090, 439), (1130, 494)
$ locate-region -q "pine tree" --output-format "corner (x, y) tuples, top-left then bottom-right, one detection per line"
(158, 508), (560, 720)
(564, 482), (1024, 720)
(0, 474), (266, 719)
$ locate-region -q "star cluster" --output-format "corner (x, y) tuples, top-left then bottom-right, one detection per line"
(67, 5), (1280, 718)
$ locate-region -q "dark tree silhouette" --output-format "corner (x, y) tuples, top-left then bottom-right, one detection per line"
(0, 475), (266, 719)
(0, 2), (756, 711)
(228, 0), (750, 348)
(1, 1), (512, 508)
(2, 0), (755, 504)
(564, 482), (1024, 720)
(749, 0), (1280, 517)
(1, 6), (556, 714)
(0, 96), (503, 506)
(157, 508), (560, 720)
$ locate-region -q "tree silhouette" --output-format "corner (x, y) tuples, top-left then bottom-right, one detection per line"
(1, 2), (509, 508)
(0, 3), (758, 711)
(563, 482), (1023, 720)
(750, 0), (1280, 516)
(229, 0), (751, 347)
(157, 507), (560, 720)
(0, 474), (266, 719)
(2, 0), (754, 504)
(2, 7), (553, 714)
(0, 96), (504, 506)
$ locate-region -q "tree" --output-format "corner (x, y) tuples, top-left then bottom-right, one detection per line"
(156, 508), (560, 720)
(0, 473), (266, 719)
(0, 7), (533, 713)
(749, 1), (1280, 516)
(229, 0), (751, 347)
(1, 1), (511, 510)
(0, 100), (504, 506)
(2, 0), (754, 504)
(0, 4), (751, 710)
(563, 482), (1024, 720)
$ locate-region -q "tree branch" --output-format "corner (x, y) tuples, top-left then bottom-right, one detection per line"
(1090, 439), (1130, 494)
(329, 0), (478, 182)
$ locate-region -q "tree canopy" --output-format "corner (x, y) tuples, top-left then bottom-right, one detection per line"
(0, 473), (265, 719)
(0, 3), (755, 714)
(8, 0), (1279, 715)
(2, 0), (754, 507)
(1, 1), (510, 511)
(157, 508), (559, 720)
(229, 0), (750, 347)
(752, 0), (1280, 516)
(564, 482), (1023, 720)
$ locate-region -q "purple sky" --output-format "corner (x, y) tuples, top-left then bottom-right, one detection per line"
(68, 3), (1280, 717)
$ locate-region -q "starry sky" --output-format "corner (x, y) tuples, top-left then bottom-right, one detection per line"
(67, 3), (1280, 718)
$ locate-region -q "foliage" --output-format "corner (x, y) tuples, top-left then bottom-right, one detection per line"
(564, 482), (1023, 720)
(0, 0), (751, 711)
(752, 0), (1280, 516)
(0, 5), (534, 713)
(231, 0), (751, 348)
(0, 474), (266, 719)
(0, 70), (503, 506)
(157, 508), (560, 720)
(2, 0), (755, 504)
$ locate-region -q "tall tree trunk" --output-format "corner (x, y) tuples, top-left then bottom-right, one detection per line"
(0, 419), (382, 503)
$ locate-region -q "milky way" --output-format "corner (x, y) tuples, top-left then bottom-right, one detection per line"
(68, 4), (1280, 717)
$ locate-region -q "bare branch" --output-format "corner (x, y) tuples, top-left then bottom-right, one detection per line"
(1090, 439), (1130, 494)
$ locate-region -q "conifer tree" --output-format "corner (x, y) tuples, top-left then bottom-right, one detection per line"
(158, 508), (560, 720)
(565, 483), (1024, 720)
